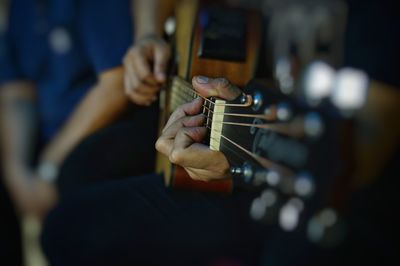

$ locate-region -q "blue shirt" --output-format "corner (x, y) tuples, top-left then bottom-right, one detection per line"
(0, 0), (133, 141)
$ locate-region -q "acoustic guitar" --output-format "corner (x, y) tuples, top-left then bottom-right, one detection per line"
(156, 1), (262, 193)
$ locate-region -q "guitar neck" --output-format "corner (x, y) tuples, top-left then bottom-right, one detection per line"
(168, 76), (225, 152)
(169, 76), (198, 111)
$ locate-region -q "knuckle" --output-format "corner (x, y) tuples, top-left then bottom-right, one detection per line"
(215, 77), (229, 87)
(189, 174), (209, 182)
(169, 149), (183, 165)
(155, 139), (165, 152)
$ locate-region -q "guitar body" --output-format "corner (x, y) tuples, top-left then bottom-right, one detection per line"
(156, 0), (262, 193)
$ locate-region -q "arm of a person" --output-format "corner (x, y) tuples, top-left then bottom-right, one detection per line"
(0, 81), (37, 183)
(39, 67), (128, 168)
(123, 0), (176, 106)
(133, 0), (176, 39)
(0, 81), (57, 216)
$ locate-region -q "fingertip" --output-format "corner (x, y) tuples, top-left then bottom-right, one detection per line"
(193, 75), (209, 85)
(191, 96), (204, 107)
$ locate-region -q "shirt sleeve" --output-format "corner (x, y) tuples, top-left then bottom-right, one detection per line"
(78, 0), (133, 74)
(0, 2), (23, 84)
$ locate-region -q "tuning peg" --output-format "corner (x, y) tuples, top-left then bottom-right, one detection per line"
(294, 172), (315, 197)
(230, 163), (254, 184)
(304, 61), (335, 106)
(275, 57), (295, 94)
(251, 92), (263, 111)
(247, 169), (282, 187)
(278, 197), (304, 231)
(307, 208), (347, 247)
(331, 68), (369, 116)
(250, 189), (280, 223)
(276, 102), (293, 121)
(304, 112), (324, 138)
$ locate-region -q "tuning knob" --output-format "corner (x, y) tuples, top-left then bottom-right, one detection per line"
(278, 197), (304, 231)
(304, 112), (324, 138)
(331, 68), (369, 116)
(307, 208), (347, 247)
(276, 102), (293, 121)
(231, 163), (252, 180)
(294, 172), (315, 197)
(304, 61), (335, 106)
(250, 189), (280, 224)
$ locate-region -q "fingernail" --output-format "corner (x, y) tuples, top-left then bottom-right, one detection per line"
(196, 76), (209, 84)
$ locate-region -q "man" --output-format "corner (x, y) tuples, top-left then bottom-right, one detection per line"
(42, 0), (400, 265)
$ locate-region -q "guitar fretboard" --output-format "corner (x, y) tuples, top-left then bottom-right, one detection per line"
(169, 76), (224, 152)
(170, 76), (197, 111)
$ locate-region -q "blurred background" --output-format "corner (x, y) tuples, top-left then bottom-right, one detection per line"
(0, 0), (399, 265)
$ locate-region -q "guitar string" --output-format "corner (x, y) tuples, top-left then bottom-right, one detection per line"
(168, 88), (296, 179)
(208, 135), (295, 191)
(206, 125), (295, 178)
(170, 90), (301, 160)
(209, 136), (250, 166)
(173, 89), (280, 121)
(202, 105), (305, 138)
(173, 86), (251, 107)
(170, 90), (296, 169)
(201, 104), (277, 121)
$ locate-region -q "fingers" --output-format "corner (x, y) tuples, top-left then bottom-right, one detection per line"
(131, 51), (158, 86)
(163, 97), (204, 130)
(154, 93), (231, 182)
(124, 46), (158, 86)
(123, 38), (171, 106)
(170, 142), (230, 181)
(185, 166), (230, 182)
(126, 89), (156, 106)
(156, 114), (205, 156)
(157, 123), (230, 182)
(124, 72), (159, 105)
(192, 76), (242, 101)
(154, 43), (171, 83)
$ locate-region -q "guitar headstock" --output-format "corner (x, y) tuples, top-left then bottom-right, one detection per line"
(210, 63), (369, 246)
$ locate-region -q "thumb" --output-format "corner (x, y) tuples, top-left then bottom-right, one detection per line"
(192, 76), (241, 101)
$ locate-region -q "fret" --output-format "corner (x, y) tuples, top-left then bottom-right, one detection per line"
(210, 99), (226, 151)
(170, 76), (196, 111)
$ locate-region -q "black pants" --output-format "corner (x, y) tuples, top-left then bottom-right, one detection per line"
(0, 175), (23, 266)
(56, 104), (159, 194)
(41, 104), (266, 266)
(42, 175), (265, 266)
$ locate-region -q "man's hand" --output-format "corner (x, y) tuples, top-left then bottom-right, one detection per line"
(155, 76), (241, 181)
(6, 168), (58, 218)
(123, 35), (171, 106)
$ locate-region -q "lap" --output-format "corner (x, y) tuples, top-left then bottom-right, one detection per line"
(0, 176), (23, 266)
(42, 174), (265, 266)
(56, 104), (159, 194)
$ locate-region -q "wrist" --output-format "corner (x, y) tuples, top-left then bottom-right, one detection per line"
(135, 32), (163, 43)
(3, 161), (30, 179)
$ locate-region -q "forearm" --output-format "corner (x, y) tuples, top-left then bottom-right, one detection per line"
(0, 81), (38, 179)
(133, 0), (176, 39)
(40, 67), (129, 166)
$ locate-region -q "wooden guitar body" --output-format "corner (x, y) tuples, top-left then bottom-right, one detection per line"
(156, 0), (262, 193)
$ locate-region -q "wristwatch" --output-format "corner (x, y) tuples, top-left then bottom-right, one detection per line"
(37, 162), (59, 183)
